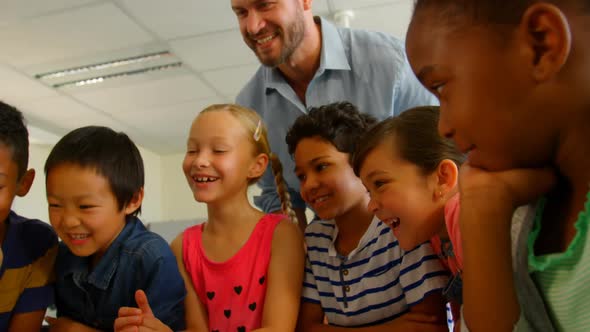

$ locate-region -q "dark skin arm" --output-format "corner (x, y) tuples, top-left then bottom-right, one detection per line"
(296, 292), (447, 332)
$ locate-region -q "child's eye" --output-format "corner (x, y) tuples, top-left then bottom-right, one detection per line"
(430, 83), (446, 96)
(315, 163), (328, 172)
(48, 203), (61, 208)
(296, 173), (306, 181)
(373, 180), (387, 188)
(79, 205), (96, 210)
(213, 150), (227, 154)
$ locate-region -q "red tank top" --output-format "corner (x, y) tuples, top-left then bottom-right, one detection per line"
(182, 214), (284, 332)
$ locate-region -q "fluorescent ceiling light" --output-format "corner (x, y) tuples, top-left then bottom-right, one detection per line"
(52, 62), (183, 88)
(35, 51), (173, 80)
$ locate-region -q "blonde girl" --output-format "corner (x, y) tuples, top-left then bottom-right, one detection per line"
(115, 104), (304, 332)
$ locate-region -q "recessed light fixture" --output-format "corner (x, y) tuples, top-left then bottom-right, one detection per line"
(35, 51), (183, 88)
(52, 62), (183, 88)
(35, 51), (174, 80)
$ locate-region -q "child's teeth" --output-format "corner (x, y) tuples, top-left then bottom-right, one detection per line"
(71, 234), (88, 239)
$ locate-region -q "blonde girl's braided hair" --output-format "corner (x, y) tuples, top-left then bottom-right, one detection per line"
(199, 104), (298, 224)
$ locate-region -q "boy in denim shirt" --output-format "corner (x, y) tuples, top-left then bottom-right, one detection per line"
(0, 102), (58, 331)
(43, 126), (185, 332)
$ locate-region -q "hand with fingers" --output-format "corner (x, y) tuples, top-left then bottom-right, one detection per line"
(459, 163), (556, 215)
(114, 290), (173, 332)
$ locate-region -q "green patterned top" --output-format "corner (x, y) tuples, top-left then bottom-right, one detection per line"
(528, 188), (590, 331)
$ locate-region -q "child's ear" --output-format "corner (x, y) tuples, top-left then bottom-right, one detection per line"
(248, 153), (269, 180)
(520, 3), (571, 82)
(123, 187), (144, 215)
(16, 169), (35, 197)
(433, 160), (458, 200)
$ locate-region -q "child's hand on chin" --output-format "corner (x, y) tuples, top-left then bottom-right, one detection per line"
(459, 162), (557, 218)
(114, 290), (172, 332)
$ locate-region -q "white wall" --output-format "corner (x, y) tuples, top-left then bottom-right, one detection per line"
(12, 144), (52, 222)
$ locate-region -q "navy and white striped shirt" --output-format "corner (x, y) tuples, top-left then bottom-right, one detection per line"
(302, 216), (448, 327)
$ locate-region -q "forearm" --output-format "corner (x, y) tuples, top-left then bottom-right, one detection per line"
(461, 204), (519, 332)
(297, 323), (395, 332)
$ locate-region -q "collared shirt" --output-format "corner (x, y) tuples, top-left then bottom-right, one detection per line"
(302, 216), (448, 327)
(55, 217), (186, 331)
(236, 17), (438, 213)
(0, 211), (57, 331)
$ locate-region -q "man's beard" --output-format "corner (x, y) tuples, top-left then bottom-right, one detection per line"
(252, 9), (305, 67)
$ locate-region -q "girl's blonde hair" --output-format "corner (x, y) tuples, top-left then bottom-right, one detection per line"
(199, 104), (297, 224)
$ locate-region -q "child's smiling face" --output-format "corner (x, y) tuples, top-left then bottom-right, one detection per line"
(46, 164), (140, 263)
(360, 140), (446, 251)
(294, 136), (368, 221)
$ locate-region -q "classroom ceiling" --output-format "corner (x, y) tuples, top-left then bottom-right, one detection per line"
(0, 0), (414, 154)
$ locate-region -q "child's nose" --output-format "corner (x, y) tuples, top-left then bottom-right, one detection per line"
(367, 197), (379, 214)
(61, 213), (81, 228)
(301, 174), (320, 193)
(194, 153), (210, 168)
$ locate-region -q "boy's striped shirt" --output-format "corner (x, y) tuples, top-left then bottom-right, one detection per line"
(302, 216), (448, 326)
(0, 212), (57, 330)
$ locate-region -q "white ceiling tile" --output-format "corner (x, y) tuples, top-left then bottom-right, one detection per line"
(202, 64), (259, 98)
(348, 1), (414, 39)
(114, 97), (223, 131)
(120, 0), (238, 39)
(0, 0), (101, 26)
(171, 30), (258, 72)
(0, 64), (58, 104)
(71, 74), (217, 115)
(329, 0), (410, 11)
(0, 3), (154, 68)
(19, 96), (115, 130)
(113, 97), (224, 154)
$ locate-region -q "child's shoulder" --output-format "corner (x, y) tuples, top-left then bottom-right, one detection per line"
(8, 211), (57, 260)
(304, 219), (336, 237)
(121, 219), (175, 260)
(303, 219), (337, 249)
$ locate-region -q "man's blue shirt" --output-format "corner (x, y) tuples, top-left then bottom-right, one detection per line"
(236, 17), (437, 212)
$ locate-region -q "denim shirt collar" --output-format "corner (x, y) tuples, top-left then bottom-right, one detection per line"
(60, 216), (142, 290)
(264, 16), (351, 90)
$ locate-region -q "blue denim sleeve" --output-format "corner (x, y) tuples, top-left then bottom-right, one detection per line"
(253, 166), (283, 213)
(392, 56), (439, 116)
(141, 242), (187, 331)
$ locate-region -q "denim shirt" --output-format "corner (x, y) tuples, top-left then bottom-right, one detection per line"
(236, 16), (437, 213)
(55, 217), (186, 331)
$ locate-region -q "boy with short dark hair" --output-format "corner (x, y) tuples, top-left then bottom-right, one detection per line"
(0, 101), (58, 332)
(44, 126), (186, 332)
(287, 102), (448, 330)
